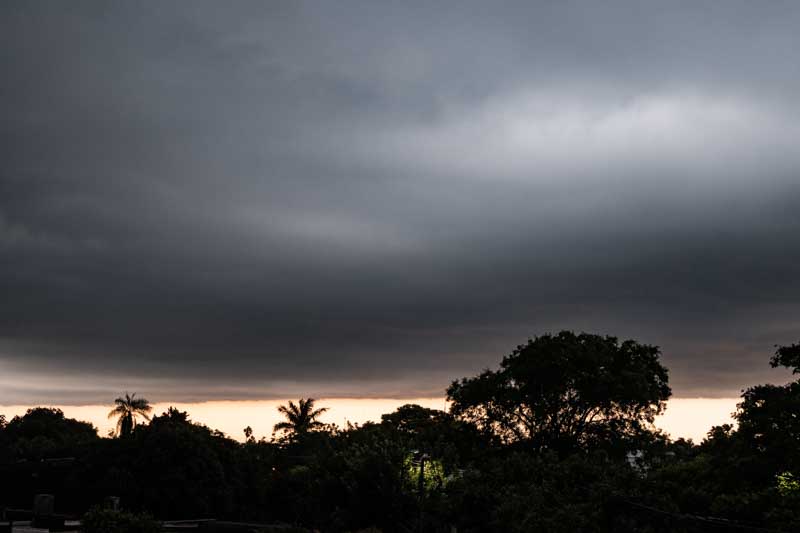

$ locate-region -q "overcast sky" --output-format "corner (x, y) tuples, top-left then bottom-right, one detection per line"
(2, 1), (799, 404)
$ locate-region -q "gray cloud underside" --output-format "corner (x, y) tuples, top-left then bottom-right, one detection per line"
(1, 1), (799, 403)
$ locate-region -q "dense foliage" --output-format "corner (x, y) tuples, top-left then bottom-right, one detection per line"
(447, 332), (671, 454)
(0, 331), (798, 532)
(82, 507), (160, 533)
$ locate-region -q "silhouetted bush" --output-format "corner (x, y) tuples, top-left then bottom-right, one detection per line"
(82, 507), (160, 533)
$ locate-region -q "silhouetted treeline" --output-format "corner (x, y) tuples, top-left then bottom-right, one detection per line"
(1, 331), (799, 532)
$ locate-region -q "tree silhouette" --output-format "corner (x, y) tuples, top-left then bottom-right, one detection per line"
(108, 392), (152, 437)
(447, 331), (671, 452)
(273, 398), (328, 440)
(771, 341), (800, 374)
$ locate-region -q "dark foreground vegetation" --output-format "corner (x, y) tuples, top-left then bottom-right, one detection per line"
(1, 331), (799, 532)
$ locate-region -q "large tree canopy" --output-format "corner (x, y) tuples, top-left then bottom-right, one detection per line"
(733, 340), (800, 474)
(446, 331), (671, 452)
(0, 407), (98, 461)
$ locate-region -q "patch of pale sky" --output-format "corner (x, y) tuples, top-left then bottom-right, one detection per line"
(343, 89), (799, 181)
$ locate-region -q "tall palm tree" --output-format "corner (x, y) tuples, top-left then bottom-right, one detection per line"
(273, 398), (328, 439)
(108, 392), (152, 437)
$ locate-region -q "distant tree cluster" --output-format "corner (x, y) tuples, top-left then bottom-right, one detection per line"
(1, 330), (799, 532)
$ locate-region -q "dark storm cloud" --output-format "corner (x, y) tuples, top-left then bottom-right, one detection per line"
(2, 1), (799, 403)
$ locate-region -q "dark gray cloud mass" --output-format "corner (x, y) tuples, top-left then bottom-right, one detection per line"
(2, 1), (799, 403)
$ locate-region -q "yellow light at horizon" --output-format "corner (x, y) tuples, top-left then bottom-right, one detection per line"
(0, 397), (736, 443)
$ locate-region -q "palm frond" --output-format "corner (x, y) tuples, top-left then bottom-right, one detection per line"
(130, 398), (151, 409)
(309, 407), (329, 419)
(273, 421), (293, 432)
(108, 404), (127, 418)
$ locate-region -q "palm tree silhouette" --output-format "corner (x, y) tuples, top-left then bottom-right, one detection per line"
(108, 392), (152, 437)
(273, 398), (329, 439)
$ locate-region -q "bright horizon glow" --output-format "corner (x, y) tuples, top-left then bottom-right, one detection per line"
(0, 397), (736, 443)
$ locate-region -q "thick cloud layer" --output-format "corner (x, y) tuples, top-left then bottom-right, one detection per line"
(1, 1), (799, 403)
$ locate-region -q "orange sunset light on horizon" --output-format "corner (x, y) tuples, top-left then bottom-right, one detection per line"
(0, 397), (737, 443)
